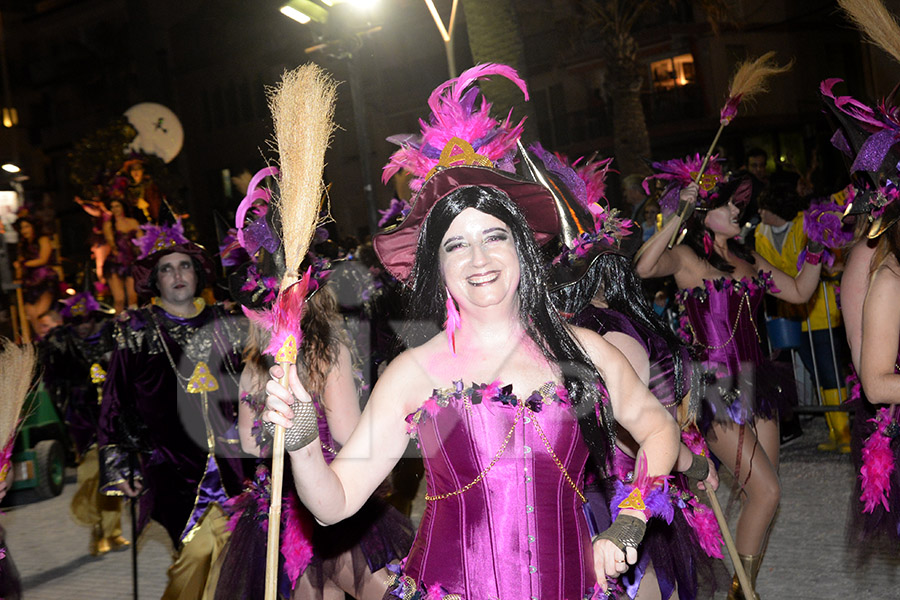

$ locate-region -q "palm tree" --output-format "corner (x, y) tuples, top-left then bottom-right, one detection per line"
(459, 0), (537, 131)
(580, 0), (730, 175)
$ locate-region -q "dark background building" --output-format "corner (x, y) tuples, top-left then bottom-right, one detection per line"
(1, 0), (900, 284)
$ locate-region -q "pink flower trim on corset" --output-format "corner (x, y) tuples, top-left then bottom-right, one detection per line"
(676, 271), (776, 303)
(385, 561), (614, 599)
(404, 380), (568, 435)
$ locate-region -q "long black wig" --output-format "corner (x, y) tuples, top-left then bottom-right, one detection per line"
(682, 176), (756, 274)
(553, 252), (687, 404)
(405, 185), (615, 470)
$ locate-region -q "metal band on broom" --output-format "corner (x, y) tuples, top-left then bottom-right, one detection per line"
(667, 52), (792, 248)
(241, 63), (337, 600)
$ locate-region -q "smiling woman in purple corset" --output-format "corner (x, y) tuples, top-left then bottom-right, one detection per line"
(263, 64), (681, 600)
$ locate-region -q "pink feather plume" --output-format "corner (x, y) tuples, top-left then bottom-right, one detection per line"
(683, 497), (724, 558)
(859, 407), (897, 513)
(242, 267), (312, 359)
(382, 63), (529, 190)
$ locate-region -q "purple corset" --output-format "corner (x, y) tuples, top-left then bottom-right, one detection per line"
(677, 273), (782, 424)
(399, 381), (598, 599)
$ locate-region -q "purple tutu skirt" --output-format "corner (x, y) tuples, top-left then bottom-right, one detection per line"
(215, 464), (414, 600)
(697, 357), (797, 432)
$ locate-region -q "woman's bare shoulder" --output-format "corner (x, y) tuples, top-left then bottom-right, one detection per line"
(374, 336), (446, 406)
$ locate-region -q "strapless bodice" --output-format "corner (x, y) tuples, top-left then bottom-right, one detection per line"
(401, 380), (598, 599)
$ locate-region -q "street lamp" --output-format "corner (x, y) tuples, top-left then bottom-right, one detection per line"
(280, 0), (382, 235)
(423, 0), (458, 78)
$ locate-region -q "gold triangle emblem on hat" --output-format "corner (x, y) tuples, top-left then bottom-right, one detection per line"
(426, 137), (493, 180)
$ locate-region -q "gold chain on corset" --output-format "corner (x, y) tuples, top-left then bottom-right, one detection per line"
(530, 411), (587, 503)
(425, 404), (524, 501)
(688, 293), (760, 350)
(424, 402), (586, 503)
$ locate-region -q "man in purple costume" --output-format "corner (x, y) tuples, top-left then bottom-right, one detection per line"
(97, 225), (247, 599)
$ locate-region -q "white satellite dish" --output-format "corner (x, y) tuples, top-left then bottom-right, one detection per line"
(124, 102), (184, 163)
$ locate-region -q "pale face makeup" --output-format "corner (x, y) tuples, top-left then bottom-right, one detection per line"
(439, 208), (520, 313)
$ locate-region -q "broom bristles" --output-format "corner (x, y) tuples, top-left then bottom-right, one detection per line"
(728, 51), (793, 103)
(839, 0), (900, 66)
(269, 63), (338, 287)
(0, 339), (36, 446)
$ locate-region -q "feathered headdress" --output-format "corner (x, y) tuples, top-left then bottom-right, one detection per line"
(133, 219), (190, 260)
(130, 219), (216, 296)
(821, 78), (900, 175)
(527, 142), (628, 250)
(381, 63), (528, 191)
(373, 63), (560, 282)
(60, 291), (105, 320)
(642, 154), (725, 215)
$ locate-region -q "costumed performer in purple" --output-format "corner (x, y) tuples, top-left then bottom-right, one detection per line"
(13, 216), (60, 336)
(97, 220), (248, 599)
(634, 175), (824, 600)
(40, 290), (128, 556)
(825, 77), (900, 551)
(854, 186), (900, 553)
(535, 146), (724, 600)
(263, 64), (680, 600)
(212, 171), (413, 599)
(102, 196), (143, 313)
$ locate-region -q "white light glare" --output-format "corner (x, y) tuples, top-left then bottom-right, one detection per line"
(2, 163), (20, 173)
(280, 5), (312, 23)
(344, 0), (378, 9)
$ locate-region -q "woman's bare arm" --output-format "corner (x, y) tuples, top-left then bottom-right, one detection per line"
(238, 366), (265, 457)
(754, 250), (823, 304)
(575, 327), (679, 479)
(265, 350), (420, 524)
(860, 258), (900, 405)
(24, 236), (54, 267)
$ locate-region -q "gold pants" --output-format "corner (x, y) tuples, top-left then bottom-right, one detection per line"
(162, 503), (230, 600)
(70, 446), (123, 538)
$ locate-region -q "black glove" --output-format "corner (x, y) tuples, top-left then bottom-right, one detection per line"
(592, 513), (647, 552)
(263, 399), (320, 452)
(682, 452), (710, 481)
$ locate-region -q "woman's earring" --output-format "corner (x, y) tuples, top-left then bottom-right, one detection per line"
(444, 288), (461, 355)
(703, 230), (713, 255)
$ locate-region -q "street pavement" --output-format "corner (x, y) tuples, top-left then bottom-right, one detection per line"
(3, 415), (898, 599)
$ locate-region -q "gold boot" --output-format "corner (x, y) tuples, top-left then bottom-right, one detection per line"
(90, 525), (111, 556)
(817, 388), (851, 453)
(727, 553), (761, 600)
(107, 534), (130, 551)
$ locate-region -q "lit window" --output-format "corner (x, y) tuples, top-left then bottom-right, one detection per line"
(650, 53), (695, 90)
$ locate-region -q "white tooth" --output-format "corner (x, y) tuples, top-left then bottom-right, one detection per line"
(468, 273), (497, 285)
